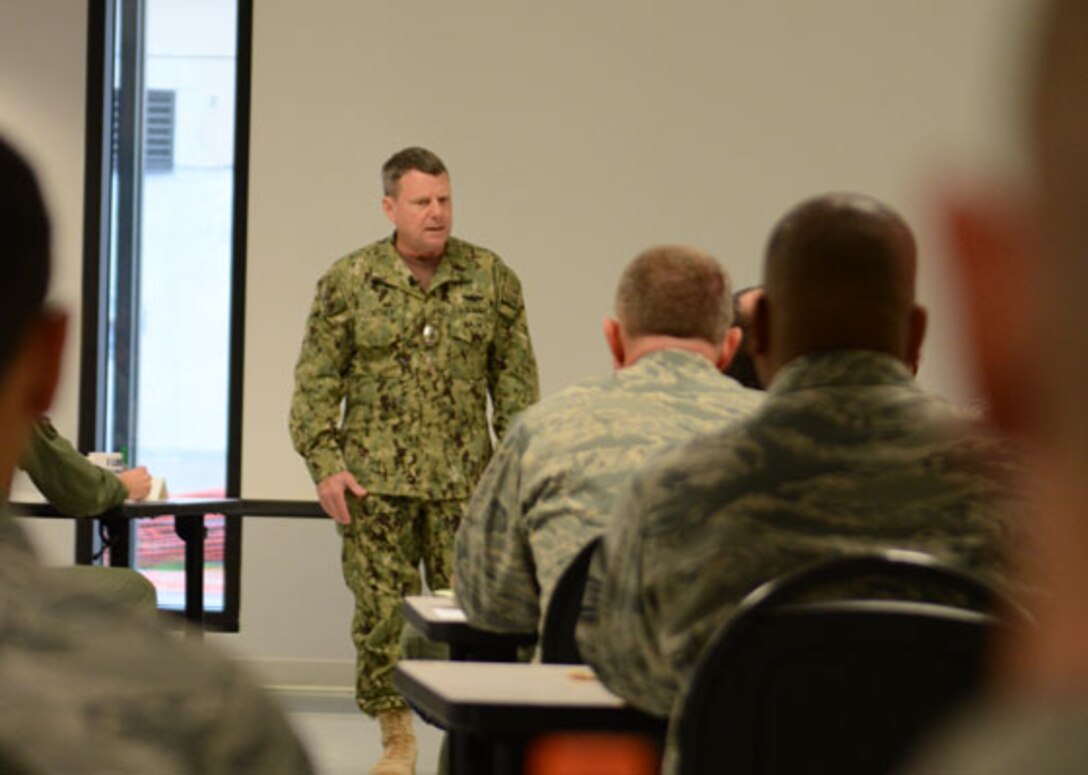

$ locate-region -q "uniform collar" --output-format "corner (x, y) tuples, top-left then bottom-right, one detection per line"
(428, 238), (473, 293)
(768, 349), (914, 395)
(619, 348), (723, 384)
(371, 234), (472, 294)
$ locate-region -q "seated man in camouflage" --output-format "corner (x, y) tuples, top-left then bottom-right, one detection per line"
(455, 245), (763, 636)
(21, 418), (158, 610)
(0, 134), (313, 774)
(23, 417), (152, 514)
(578, 194), (1020, 719)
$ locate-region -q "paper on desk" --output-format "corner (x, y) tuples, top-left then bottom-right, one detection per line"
(433, 608), (467, 622)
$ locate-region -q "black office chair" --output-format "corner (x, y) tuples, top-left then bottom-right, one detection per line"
(539, 536), (601, 664)
(674, 550), (1021, 775)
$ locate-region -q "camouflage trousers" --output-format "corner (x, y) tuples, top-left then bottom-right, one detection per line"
(339, 493), (464, 716)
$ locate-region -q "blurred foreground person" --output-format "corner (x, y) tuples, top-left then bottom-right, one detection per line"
(903, 2), (1088, 771)
(0, 134), (313, 774)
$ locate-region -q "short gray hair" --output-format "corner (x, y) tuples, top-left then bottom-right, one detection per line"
(381, 147), (448, 197)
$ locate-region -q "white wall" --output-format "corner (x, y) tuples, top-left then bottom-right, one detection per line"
(1, 0), (88, 565)
(3, 0), (1039, 685)
(239, 0), (1038, 679)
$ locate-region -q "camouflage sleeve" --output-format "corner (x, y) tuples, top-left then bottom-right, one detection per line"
(454, 421), (540, 633)
(488, 263), (539, 441)
(577, 473), (677, 718)
(289, 270), (354, 484)
(20, 419), (127, 517)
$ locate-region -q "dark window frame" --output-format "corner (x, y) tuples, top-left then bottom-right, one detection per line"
(78, 0), (252, 632)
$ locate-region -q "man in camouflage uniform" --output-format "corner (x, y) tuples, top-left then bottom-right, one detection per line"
(577, 195), (1020, 732)
(22, 417), (152, 516)
(289, 147), (538, 774)
(21, 418), (158, 611)
(0, 135), (313, 774)
(455, 245), (763, 637)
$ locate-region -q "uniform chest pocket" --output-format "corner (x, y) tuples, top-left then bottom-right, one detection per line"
(450, 312), (492, 345)
(352, 310), (405, 385)
(448, 312), (492, 377)
(355, 311), (400, 351)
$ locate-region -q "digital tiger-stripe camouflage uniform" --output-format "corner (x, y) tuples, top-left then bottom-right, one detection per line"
(578, 350), (1020, 722)
(290, 234), (539, 715)
(455, 348), (763, 637)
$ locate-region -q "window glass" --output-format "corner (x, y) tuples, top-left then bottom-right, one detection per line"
(102, 0), (238, 613)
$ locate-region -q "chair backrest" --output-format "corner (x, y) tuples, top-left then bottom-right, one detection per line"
(540, 536), (601, 664)
(674, 550), (1016, 775)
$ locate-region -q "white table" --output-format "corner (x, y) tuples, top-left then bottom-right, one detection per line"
(402, 595), (537, 661)
(394, 660), (665, 774)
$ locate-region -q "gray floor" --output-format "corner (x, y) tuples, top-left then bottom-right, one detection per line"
(276, 690), (446, 775)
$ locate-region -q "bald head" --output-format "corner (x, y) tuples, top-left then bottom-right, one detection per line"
(756, 193), (922, 378)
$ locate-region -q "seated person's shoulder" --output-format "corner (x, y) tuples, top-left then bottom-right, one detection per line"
(622, 421), (757, 529)
(0, 556), (313, 773)
(33, 417), (59, 440)
(641, 418), (756, 482)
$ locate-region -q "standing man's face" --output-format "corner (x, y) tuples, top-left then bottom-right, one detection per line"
(383, 170), (452, 261)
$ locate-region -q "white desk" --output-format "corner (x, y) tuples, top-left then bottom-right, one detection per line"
(394, 660), (665, 774)
(402, 595), (537, 661)
(12, 498), (327, 632)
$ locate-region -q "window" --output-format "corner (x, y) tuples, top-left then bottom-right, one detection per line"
(142, 89), (175, 172)
(81, 0), (251, 630)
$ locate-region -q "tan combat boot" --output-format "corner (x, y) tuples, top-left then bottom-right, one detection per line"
(370, 708), (417, 775)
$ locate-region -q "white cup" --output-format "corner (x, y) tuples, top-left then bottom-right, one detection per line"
(86, 451), (125, 474)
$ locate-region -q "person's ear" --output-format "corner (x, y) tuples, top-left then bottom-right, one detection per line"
(942, 190), (1037, 435)
(905, 304), (928, 375)
(717, 326), (743, 370)
(381, 195), (396, 225)
(26, 310), (67, 414)
(603, 317), (624, 370)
